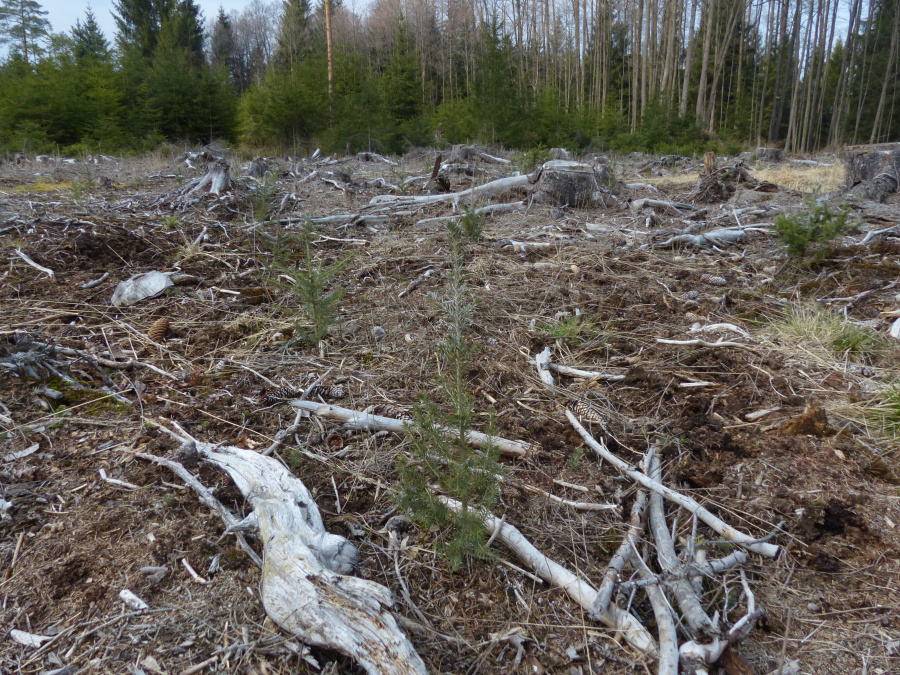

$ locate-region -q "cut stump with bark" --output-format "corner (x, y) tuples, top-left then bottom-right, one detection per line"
(845, 143), (900, 202)
(532, 160), (612, 207)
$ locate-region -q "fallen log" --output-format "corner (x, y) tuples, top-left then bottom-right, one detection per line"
(150, 422), (428, 675)
(369, 174), (530, 207)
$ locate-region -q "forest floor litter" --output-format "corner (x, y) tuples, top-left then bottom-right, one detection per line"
(1, 146), (899, 674)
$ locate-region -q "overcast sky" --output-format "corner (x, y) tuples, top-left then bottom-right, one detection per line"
(42, 0), (254, 42)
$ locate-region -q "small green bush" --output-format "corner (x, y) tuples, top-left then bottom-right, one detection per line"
(397, 219), (502, 571)
(775, 194), (850, 257)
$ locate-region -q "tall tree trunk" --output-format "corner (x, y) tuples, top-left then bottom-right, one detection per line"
(695, 0), (715, 120)
(704, 0), (741, 131)
(680, 0), (699, 115)
(828, 0), (862, 146)
(325, 0), (334, 101)
(869, 7), (900, 143)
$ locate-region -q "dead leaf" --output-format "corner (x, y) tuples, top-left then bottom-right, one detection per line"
(782, 406), (828, 436)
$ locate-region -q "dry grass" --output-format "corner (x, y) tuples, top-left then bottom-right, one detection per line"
(752, 161), (845, 192)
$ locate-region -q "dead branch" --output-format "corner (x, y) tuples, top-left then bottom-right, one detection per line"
(648, 454), (718, 638)
(369, 174), (530, 207)
(289, 400), (532, 458)
(13, 249), (56, 282)
(656, 337), (757, 352)
(566, 411), (781, 558)
(590, 489), (648, 620)
(549, 363), (626, 382)
(440, 496), (659, 659)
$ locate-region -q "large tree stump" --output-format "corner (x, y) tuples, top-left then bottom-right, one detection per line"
(845, 143), (900, 202)
(532, 160), (612, 207)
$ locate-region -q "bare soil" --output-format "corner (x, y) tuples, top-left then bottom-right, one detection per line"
(1, 149), (898, 675)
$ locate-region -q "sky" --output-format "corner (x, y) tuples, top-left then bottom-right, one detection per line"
(41, 0), (253, 42)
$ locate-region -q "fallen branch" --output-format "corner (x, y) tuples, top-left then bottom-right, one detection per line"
(549, 363), (626, 382)
(589, 489), (647, 620)
(440, 496), (658, 659)
(289, 400), (532, 458)
(13, 249), (56, 282)
(648, 454), (718, 638)
(656, 337), (757, 353)
(566, 411), (780, 558)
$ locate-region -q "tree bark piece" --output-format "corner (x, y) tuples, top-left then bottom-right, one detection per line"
(440, 496), (658, 659)
(566, 411), (781, 558)
(150, 423), (427, 675)
(290, 400), (532, 458)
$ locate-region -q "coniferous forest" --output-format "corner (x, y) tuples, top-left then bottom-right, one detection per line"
(0, 0), (898, 156)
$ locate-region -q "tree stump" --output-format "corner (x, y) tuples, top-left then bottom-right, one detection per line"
(532, 160), (612, 207)
(246, 159), (269, 179)
(845, 143), (900, 202)
(189, 160), (232, 195)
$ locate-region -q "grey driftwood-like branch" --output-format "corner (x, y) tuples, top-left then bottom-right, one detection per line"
(566, 411), (781, 558)
(147, 421), (428, 675)
(289, 400), (534, 458)
(439, 496), (659, 659)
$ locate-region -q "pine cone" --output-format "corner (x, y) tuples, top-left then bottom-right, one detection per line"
(568, 401), (606, 426)
(147, 317), (170, 342)
(700, 274), (727, 286)
(263, 386), (299, 405)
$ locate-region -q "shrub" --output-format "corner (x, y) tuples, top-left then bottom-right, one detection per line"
(775, 193), (850, 257)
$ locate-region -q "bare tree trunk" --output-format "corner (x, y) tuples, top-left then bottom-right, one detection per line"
(704, 0), (741, 131)
(828, 0), (862, 146)
(695, 0), (715, 120)
(680, 0), (699, 115)
(869, 8), (900, 143)
(325, 0), (334, 101)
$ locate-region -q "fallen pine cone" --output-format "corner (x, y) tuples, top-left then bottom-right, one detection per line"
(700, 274), (727, 286)
(147, 317), (170, 342)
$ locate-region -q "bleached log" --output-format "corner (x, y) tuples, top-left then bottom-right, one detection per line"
(643, 228), (753, 249)
(566, 411), (781, 558)
(440, 496), (658, 659)
(149, 424), (427, 675)
(369, 174), (530, 207)
(631, 198), (697, 213)
(290, 400), (532, 458)
(414, 201), (525, 227)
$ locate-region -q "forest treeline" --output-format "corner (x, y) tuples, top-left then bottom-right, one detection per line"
(0, 0), (898, 156)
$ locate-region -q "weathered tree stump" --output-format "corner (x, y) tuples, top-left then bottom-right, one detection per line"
(532, 160), (612, 207)
(845, 143), (900, 202)
(749, 147), (784, 162)
(189, 160), (232, 195)
(246, 159), (269, 179)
